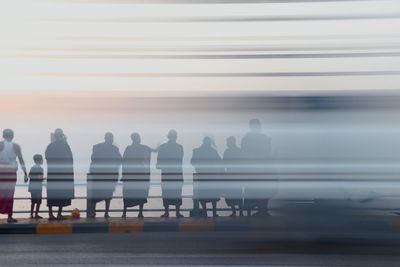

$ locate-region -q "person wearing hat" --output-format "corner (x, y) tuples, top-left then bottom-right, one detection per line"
(0, 129), (28, 223)
(45, 128), (75, 220)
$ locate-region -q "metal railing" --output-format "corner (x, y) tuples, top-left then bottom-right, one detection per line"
(13, 182), (231, 215)
(11, 180), (400, 216)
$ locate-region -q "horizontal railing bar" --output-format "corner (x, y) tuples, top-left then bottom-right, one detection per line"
(13, 195), (194, 200)
(14, 181), (400, 188)
(12, 207), (397, 214)
(12, 208), (232, 214)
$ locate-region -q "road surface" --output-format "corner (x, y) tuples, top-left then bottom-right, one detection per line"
(1, 232), (400, 266)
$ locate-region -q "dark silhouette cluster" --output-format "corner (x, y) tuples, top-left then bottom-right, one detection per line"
(0, 119), (272, 223)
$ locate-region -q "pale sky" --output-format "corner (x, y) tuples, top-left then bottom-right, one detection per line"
(0, 0), (399, 95)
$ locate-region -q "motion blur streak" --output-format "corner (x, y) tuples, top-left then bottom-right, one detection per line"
(0, 0), (400, 219)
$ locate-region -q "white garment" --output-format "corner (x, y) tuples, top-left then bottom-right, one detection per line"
(0, 140), (17, 167)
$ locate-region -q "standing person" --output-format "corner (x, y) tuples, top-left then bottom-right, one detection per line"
(28, 154), (45, 219)
(191, 136), (223, 218)
(45, 128), (74, 220)
(0, 129), (28, 223)
(87, 132), (122, 219)
(121, 133), (156, 219)
(241, 119), (272, 217)
(156, 130), (184, 218)
(223, 136), (244, 217)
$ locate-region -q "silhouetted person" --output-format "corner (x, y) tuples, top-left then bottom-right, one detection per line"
(156, 130), (184, 218)
(223, 136), (244, 217)
(0, 129), (28, 223)
(45, 128), (74, 220)
(191, 136), (223, 218)
(87, 132), (122, 219)
(241, 119), (272, 217)
(28, 154), (44, 219)
(121, 133), (156, 219)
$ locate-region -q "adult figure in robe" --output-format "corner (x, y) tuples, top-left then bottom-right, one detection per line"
(87, 132), (122, 219)
(223, 136), (244, 217)
(45, 128), (74, 220)
(0, 129), (28, 223)
(241, 119), (272, 217)
(156, 129), (184, 218)
(121, 133), (156, 219)
(191, 136), (223, 218)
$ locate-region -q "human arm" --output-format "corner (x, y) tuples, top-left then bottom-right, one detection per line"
(150, 145), (160, 153)
(14, 144), (28, 182)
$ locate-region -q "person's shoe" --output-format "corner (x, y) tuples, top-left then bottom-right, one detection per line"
(7, 217), (17, 223)
(176, 213), (184, 218)
(35, 215), (43, 219)
(121, 213), (127, 219)
(213, 214), (219, 218)
(160, 212), (169, 218)
(29, 215), (34, 219)
(57, 215), (66, 221)
(48, 216), (57, 221)
(138, 213), (144, 219)
(229, 213), (236, 218)
(104, 214), (110, 219)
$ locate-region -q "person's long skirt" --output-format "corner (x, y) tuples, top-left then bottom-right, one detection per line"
(161, 173), (183, 207)
(243, 173), (274, 211)
(87, 173), (118, 203)
(122, 175), (150, 207)
(223, 172), (244, 207)
(193, 173), (220, 203)
(0, 166), (17, 215)
(47, 174), (75, 207)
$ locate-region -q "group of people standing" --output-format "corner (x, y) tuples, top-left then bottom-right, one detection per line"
(0, 119), (272, 223)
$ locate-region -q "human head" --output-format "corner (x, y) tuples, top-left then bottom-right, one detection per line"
(226, 136), (236, 148)
(2, 129), (14, 141)
(202, 136), (212, 147)
(131, 133), (141, 145)
(104, 132), (114, 144)
(249, 119), (262, 132)
(54, 128), (65, 141)
(33, 154), (43, 165)
(167, 129), (177, 142)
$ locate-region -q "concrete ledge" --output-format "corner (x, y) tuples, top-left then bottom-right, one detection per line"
(109, 221), (144, 233)
(179, 221), (214, 232)
(37, 223), (73, 235)
(0, 216), (399, 235)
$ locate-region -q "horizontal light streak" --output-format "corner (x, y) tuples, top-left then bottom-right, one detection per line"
(31, 71), (400, 77)
(37, 33), (400, 41)
(17, 44), (400, 52)
(32, 14), (400, 23)
(7, 52), (400, 59)
(52, 0), (383, 4)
